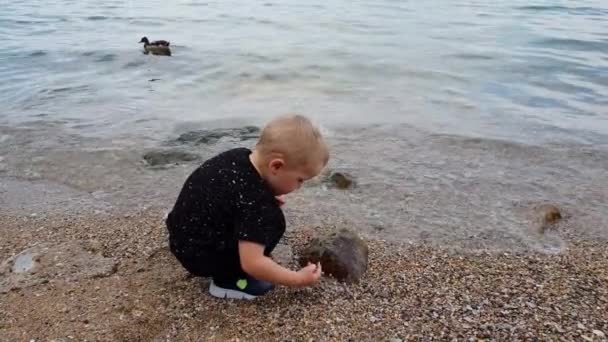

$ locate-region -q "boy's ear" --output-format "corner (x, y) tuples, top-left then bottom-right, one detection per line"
(269, 158), (284, 173)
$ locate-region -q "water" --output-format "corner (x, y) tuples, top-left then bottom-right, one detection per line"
(1, 0), (607, 252)
(12, 251), (36, 273)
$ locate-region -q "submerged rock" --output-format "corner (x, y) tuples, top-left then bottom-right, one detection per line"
(0, 241), (117, 293)
(534, 203), (563, 234)
(299, 228), (368, 283)
(171, 126), (260, 145)
(142, 150), (199, 167)
(322, 171), (356, 190)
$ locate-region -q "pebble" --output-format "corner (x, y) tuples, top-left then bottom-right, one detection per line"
(593, 330), (605, 338)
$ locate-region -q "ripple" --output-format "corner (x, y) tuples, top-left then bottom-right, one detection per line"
(48, 85), (90, 94)
(184, 2), (208, 7)
(29, 50), (46, 57)
(515, 5), (608, 16)
(86, 15), (108, 21)
(532, 38), (608, 53)
(123, 60), (146, 68)
(15, 19), (46, 24)
(130, 19), (165, 26)
(95, 54), (116, 62)
(446, 53), (495, 61)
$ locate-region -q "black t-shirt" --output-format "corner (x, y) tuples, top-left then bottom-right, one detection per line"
(166, 148), (285, 257)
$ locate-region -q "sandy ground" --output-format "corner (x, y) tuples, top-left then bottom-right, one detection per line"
(1, 209), (607, 341)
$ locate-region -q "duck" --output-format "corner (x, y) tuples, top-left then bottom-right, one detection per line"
(139, 36), (170, 46)
(139, 37), (171, 56)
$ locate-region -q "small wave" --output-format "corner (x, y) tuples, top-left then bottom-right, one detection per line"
(447, 53), (495, 61)
(129, 20), (164, 26)
(48, 85), (90, 94)
(532, 37), (608, 53)
(305, 64), (333, 73)
(80, 51), (117, 62)
(238, 71), (305, 82)
(515, 5), (607, 16)
(236, 52), (281, 64)
(517, 5), (576, 11)
(28, 29), (57, 36)
(447, 21), (479, 27)
(185, 2), (208, 6)
(95, 54), (116, 62)
(86, 16), (108, 21)
(15, 20), (46, 24)
(123, 60), (146, 68)
(29, 51), (46, 57)
(257, 19), (273, 25)
(524, 96), (568, 109)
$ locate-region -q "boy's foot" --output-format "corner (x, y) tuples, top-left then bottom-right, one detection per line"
(209, 275), (274, 300)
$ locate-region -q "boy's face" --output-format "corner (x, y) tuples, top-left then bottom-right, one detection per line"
(266, 158), (323, 195)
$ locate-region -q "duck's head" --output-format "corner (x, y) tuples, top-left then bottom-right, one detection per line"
(139, 37), (149, 44)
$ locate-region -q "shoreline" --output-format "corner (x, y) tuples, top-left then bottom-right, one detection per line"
(1, 210), (607, 341)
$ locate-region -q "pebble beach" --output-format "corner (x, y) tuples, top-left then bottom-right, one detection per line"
(1, 210), (607, 341)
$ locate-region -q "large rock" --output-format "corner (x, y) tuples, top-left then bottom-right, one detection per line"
(299, 228), (368, 283)
(171, 126), (260, 145)
(0, 241), (117, 293)
(142, 150), (199, 167)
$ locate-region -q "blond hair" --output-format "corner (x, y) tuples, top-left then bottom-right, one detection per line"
(255, 114), (329, 169)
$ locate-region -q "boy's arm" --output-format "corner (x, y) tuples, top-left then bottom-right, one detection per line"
(238, 240), (320, 287)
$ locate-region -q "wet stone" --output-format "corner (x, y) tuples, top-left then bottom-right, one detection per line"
(534, 203), (563, 234)
(299, 228), (368, 283)
(142, 150), (200, 167)
(323, 171), (356, 190)
(170, 126), (260, 145)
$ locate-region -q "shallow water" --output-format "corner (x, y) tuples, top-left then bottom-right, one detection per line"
(1, 0), (607, 252)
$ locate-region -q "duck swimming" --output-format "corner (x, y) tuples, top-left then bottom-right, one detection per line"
(139, 37), (171, 56)
(139, 37), (170, 46)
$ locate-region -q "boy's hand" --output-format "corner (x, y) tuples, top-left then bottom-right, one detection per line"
(295, 262), (322, 287)
(275, 195), (286, 207)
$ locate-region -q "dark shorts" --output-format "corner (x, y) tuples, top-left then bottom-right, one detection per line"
(169, 235), (245, 280)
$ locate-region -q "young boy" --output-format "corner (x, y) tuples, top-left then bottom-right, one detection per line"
(166, 114), (328, 299)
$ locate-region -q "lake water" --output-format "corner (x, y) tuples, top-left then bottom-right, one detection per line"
(1, 0), (607, 252)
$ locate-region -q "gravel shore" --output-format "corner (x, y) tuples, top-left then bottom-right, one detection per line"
(1, 210), (607, 341)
